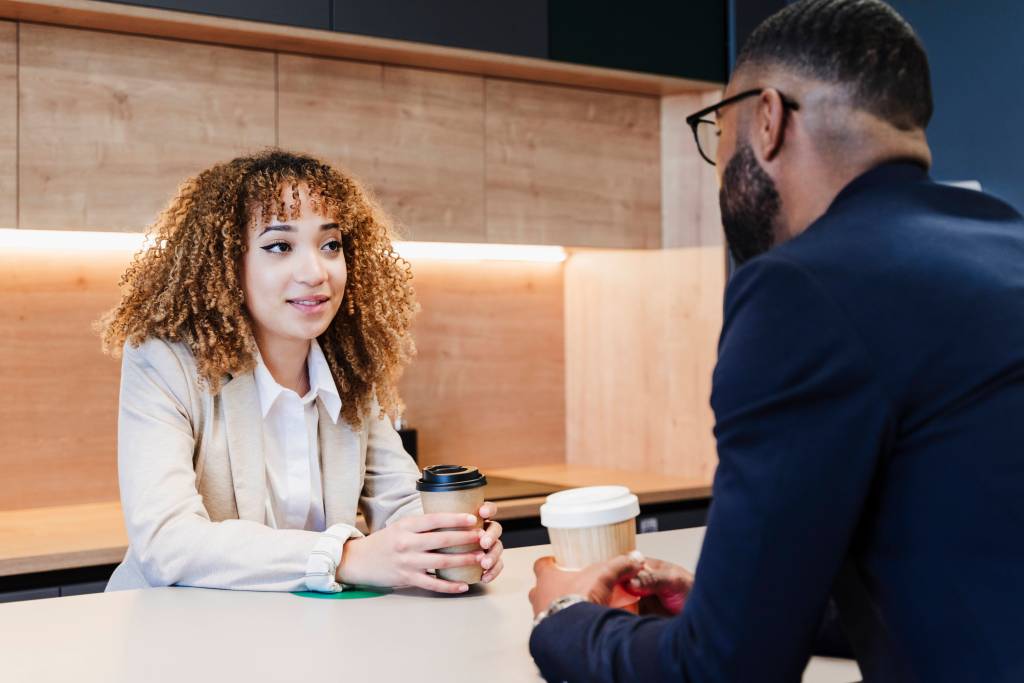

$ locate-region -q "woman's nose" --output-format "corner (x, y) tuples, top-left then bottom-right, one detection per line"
(295, 250), (327, 286)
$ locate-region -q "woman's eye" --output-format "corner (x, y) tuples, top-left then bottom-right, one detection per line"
(322, 239), (342, 253)
(261, 241), (291, 254)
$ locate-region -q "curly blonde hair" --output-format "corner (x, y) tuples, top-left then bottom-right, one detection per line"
(99, 149), (418, 429)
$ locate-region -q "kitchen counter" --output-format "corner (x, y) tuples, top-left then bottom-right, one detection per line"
(0, 465), (711, 577)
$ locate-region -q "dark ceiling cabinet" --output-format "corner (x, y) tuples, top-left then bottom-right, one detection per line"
(102, 0), (726, 83)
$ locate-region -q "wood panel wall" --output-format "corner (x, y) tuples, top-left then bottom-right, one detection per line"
(0, 251), (565, 510)
(400, 260), (565, 469)
(0, 248), (123, 509)
(564, 246), (725, 483)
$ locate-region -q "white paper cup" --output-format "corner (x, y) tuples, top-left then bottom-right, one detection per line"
(540, 486), (640, 570)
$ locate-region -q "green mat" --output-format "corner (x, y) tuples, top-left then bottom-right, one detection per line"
(293, 586), (392, 600)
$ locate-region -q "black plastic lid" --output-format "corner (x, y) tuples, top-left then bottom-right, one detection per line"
(416, 465), (488, 492)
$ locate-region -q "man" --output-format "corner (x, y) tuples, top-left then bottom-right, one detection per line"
(527, 1), (1024, 681)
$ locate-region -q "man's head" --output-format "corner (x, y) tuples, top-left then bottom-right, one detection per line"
(707, 0), (933, 264)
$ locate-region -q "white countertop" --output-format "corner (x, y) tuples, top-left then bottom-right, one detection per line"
(0, 527), (860, 682)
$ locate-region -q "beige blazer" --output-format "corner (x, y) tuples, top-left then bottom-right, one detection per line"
(106, 337), (422, 592)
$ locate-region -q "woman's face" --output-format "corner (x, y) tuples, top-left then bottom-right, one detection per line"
(243, 183), (346, 351)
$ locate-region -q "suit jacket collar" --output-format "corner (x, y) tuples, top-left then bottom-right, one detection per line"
(220, 370), (268, 522)
(318, 399), (364, 527)
(221, 368), (365, 527)
(828, 160), (930, 214)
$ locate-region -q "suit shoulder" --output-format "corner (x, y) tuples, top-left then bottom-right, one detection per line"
(122, 338), (200, 386)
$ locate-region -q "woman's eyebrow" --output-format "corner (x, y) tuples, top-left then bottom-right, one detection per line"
(258, 222), (340, 236)
(259, 224), (292, 236)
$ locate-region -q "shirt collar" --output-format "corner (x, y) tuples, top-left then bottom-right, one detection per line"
(252, 341), (342, 424)
(308, 340), (342, 424)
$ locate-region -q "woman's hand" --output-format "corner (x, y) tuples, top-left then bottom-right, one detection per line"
(337, 513), (484, 593)
(478, 501), (504, 584)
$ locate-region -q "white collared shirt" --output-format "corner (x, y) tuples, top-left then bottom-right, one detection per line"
(253, 340), (341, 532)
(254, 341), (355, 593)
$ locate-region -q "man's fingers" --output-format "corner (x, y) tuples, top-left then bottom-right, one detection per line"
(599, 552), (645, 585)
(533, 555), (557, 576)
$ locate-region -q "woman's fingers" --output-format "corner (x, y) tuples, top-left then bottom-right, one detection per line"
(409, 572), (469, 594)
(413, 529), (482, 551)
(413, 551), (482, 571)
(481, 557), (504, 583)
(478, 501), (498, 519)
(404, 513), (477, 533)
(480, 540), (503, 570)
(480, 521), (503, 549)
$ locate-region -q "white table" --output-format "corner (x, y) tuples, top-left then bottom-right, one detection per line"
(0, 528), (860, 682)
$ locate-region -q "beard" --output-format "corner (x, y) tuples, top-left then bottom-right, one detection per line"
(719, 141), (782, 265)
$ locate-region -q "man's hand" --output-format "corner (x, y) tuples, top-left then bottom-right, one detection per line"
(623, 557), (694, 616)
(528, 552), (645, 617)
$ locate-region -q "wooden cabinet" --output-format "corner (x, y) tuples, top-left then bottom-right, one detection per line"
(18, 23), (275, 231)
(0, 22), (14, 228)
(278, 55), (486, 243)
(485, 79), (661, 247)
(3, 19), (699, 247)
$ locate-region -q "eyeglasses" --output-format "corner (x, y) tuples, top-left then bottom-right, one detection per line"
(685, 89), (800, 166)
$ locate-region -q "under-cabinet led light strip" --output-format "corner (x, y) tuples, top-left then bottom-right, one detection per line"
(0, 229), (568, 263)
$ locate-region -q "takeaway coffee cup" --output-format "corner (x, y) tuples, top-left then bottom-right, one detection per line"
(540, 486), (640, 570)
(417, 464), (488, 584)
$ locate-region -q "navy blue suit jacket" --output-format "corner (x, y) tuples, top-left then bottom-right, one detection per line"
(530, 163), (1024, 682)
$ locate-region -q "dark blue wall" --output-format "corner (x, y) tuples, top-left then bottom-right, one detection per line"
(887, 1), (1024, 211)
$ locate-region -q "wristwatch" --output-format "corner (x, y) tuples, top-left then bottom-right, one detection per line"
(532, 594), (589, 629)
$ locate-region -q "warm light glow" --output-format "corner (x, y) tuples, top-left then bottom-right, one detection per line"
(0, 229), (568, 263)
(0, 228), (150, 252)
(393, 241), (566, 263)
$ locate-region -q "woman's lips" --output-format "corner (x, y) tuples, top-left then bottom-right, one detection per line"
(287, 296), (330, 315)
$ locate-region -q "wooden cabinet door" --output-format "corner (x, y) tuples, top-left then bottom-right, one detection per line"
(18, 24), (275, 231)
(486, 79), (661, 248)
(0, 22), (13, 229)
(278, 55), (486, 243)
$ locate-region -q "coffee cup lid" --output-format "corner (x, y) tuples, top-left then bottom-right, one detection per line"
(416, 464), (487, 492)
(539, 486), (640, 529)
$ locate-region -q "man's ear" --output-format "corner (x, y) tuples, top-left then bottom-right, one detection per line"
(754, 88), (788, 162)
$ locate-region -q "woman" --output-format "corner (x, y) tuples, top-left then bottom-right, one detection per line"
(99, 149), (503, 594)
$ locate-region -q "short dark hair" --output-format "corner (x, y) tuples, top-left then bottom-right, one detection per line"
(736, 0), (932, 130)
